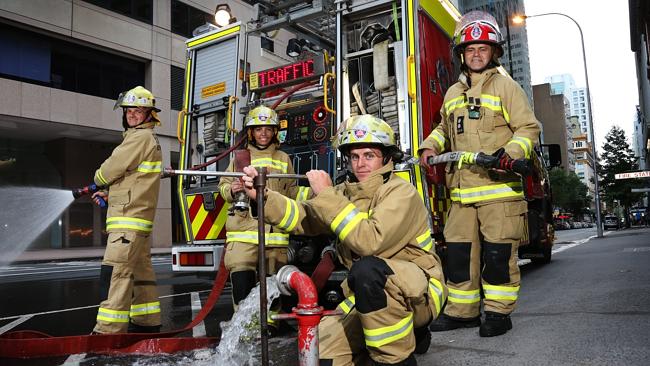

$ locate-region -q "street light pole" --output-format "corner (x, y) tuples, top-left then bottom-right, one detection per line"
(513, 12), (603, 237)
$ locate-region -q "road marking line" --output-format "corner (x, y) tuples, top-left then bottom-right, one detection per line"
(517, 233), (602, 266)
(0, 262), (172, 277)
(62, 353), (86, 365)
(191, 292), (207, 337)
(0, 288), (224, 321)
(0, 315), (33, 335)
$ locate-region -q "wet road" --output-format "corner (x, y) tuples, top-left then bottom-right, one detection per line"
(0, 257), (241, 365)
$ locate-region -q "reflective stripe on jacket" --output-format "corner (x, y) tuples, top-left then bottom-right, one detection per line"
(94, 123), (162, 233)
(217, 144), (312, 247)
(419, 68), (541, 205)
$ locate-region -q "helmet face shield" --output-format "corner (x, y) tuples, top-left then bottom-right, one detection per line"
(115, 86), (161, 112)
(245, 105), (279, 128)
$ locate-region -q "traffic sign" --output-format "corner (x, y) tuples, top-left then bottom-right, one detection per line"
(615, 171), (650, 179)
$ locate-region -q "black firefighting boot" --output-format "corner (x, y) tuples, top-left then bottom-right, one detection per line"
(231, 270), (257, 310)
(371, 353), (417, 366)
(413, 325), (431, 354)
(128, 322), (161, 333)
(479, 311), (512, 337)
(429, 313), (481, 332)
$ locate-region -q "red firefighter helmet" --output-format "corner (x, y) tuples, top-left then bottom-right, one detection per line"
(453, 10), (504, 58)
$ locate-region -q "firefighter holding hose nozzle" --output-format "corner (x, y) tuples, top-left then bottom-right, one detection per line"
(242, 115), (447, 365)
(419, 10), (541, 337)
(217, 105), (312, 336)
(90, 86), (164, 334)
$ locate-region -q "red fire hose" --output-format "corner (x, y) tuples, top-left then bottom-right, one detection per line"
(0, 257), (230, 359)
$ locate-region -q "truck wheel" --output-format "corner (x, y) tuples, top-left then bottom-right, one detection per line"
(531, 246), (552, 264)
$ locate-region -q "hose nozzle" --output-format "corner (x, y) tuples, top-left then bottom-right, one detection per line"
(72, 183), (106, 207)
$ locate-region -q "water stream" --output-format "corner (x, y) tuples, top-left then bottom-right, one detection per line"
(124, 276), (284, 366)
(0, 187), (74, 267)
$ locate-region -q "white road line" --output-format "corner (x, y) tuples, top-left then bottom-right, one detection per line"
(0, 289), (215, 321)
(62, 353), (86, 365)
(191, 292), (207, 337)
(0, 262), (172, 278)
(517, 233), (601, 266)
(0, 315), (33, 335)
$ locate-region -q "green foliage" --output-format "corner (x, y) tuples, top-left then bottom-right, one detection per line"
(597, 126), (643, 211)
(549, 168), (591, 216)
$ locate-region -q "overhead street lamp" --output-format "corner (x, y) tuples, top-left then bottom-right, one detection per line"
(513, 12), (603, 238)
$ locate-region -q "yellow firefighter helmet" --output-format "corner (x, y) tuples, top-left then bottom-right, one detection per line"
(115, 86), (161, 125)
(245, 105), (279, 128)
(334, 115), (397, 153)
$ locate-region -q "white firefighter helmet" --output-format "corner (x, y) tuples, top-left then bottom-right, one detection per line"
(114, 86), (161, 125)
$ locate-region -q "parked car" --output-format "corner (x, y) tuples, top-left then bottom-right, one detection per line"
(604, 215), (621, 230)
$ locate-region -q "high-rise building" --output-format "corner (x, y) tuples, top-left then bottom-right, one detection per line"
(459, 0), (533, 103)
(543, 74), (592, 140)
(532, 83), (574, 173)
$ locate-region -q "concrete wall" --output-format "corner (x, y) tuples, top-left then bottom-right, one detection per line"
(0, 0), (304, 248)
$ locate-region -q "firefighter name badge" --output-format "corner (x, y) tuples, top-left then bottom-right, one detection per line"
(456, 116), (464, 134)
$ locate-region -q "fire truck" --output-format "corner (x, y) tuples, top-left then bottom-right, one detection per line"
(170, 0), (558, 292)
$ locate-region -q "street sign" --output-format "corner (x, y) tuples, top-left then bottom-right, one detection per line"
(615, 171), (650, 179)
(631, 188), (650, 193)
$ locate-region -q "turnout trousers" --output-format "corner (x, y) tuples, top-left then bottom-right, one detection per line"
(319, 256), (446, 365)
(94, 231), (161, 333)
(442, 200), (526, 318)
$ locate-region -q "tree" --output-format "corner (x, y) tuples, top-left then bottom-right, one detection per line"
(598, 126), (643, 224)
(549, 168), (590, 216)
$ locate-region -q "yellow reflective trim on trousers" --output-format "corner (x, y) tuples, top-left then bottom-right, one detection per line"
(428, 277), (445, 314)
(338, 295), (356, 314)
(251, 158), (288, 173)
(226, 231), (290, 246)
(137, 160), (162, 173)
(447, 288), (481, 304)
(296, 186), (310, 201)
(363, 313), (413, 348)
(450, 182), (524, 204)
(430, 130), (447, 152)
(331, 203), (368, 241)
(483, 284), (520, 301)
(507, 136), (533, 159)
(130, 301), (161, 316)
(96, 169), (108, 185)
(267, 309), (278, 326)
(97, 307), (130, 323)
(416, 230), (433, 252)
(278, 197), (299, 231)
(106, 217), (153, 232)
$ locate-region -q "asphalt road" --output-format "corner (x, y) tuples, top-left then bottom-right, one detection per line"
(417, 227), (650, 365)
(1, 227), (648, 365)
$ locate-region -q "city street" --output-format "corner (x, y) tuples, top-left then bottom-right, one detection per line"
(2, 227), (648, 365)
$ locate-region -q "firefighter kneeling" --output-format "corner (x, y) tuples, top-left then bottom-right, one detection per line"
(242, 115), (447, 365)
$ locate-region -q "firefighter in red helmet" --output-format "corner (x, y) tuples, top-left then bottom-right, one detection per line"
(419, 10), (541, 337)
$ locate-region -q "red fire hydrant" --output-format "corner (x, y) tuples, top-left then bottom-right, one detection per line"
(274, 265), (341, 366)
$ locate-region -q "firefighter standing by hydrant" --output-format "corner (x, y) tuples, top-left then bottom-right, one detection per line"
(419, 11), (541, 337)
(217, 105), (311, 333)
(91, 86), (163, 334)
(242, 115), (447, 366)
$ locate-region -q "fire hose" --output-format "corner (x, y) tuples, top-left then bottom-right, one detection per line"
(425, 148), (533, 177)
